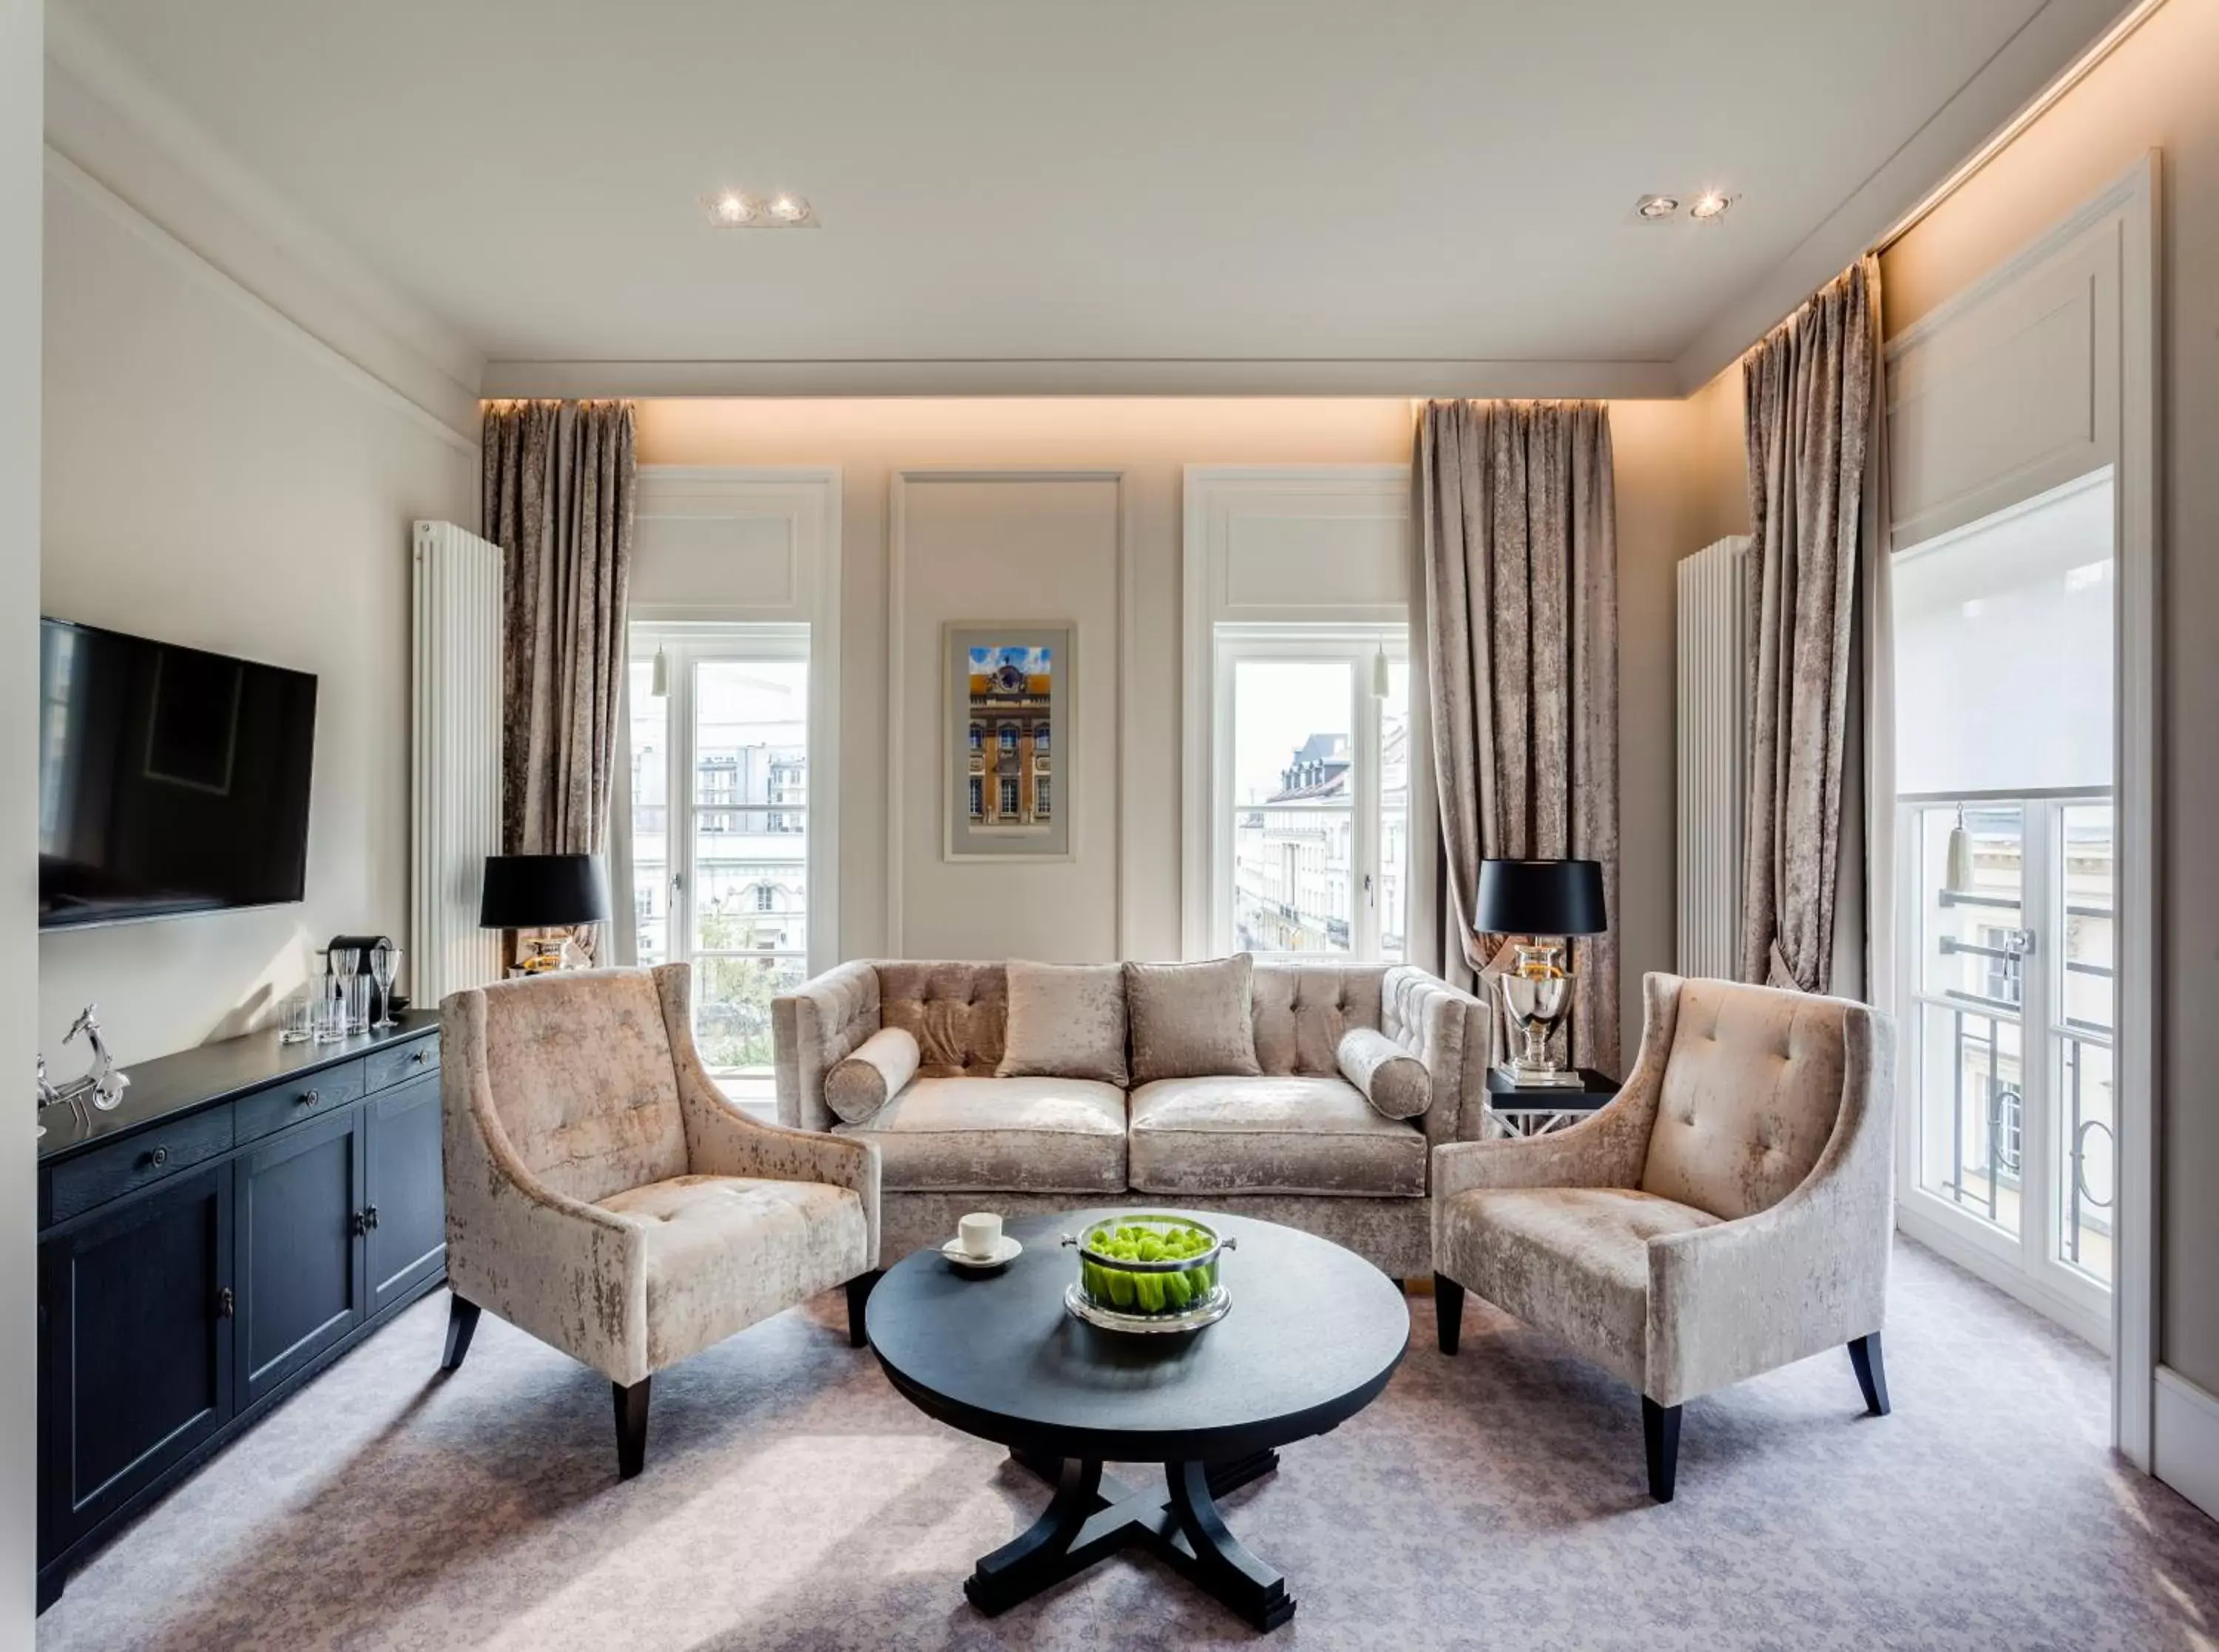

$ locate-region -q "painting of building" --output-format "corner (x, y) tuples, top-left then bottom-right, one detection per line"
(965, 645), (1053, 830)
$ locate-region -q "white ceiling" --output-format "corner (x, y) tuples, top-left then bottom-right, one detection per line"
(53, 0), (2127, 396)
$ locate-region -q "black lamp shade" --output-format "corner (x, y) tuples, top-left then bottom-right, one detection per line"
(479, 853), (612, 930)
(1473, 858), (1607, 938)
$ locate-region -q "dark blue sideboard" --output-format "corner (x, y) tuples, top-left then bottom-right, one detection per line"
(36, 1012), (447, 1612)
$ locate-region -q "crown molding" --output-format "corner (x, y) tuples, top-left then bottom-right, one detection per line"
(44, 4), (482, 437)
(1670, 0), (2138, 393)
(480, 356), (1682, 402)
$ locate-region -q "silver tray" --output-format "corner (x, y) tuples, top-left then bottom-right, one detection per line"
(1064, 1280), (1231, 1335)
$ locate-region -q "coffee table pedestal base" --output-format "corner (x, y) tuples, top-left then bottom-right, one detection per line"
(966, 1449), (1294, 1631)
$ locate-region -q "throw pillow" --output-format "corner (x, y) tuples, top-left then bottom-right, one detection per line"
(825, 1026), (921, 1125)
(998, 961), (1129, 1086)
(1125, 955), (1263, 1085)
(1337, 1026), (1431, 1120)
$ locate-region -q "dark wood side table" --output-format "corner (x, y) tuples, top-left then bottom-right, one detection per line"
(1482, 1067), (1622, 1137)
(864, 1209), (1409, 1632)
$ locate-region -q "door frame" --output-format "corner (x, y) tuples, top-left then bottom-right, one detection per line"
(1880, 155), (2158, 1465)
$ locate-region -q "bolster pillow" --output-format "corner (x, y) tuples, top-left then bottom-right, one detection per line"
(1337, 1026), (1431, 1120)
(824, 1027), (920, 1125)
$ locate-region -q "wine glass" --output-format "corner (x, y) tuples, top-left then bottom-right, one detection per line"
(371, 942), (402, 1030)
(334, 947), (362, 1036)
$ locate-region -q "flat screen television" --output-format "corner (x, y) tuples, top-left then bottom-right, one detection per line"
(38, 618), (317, 930)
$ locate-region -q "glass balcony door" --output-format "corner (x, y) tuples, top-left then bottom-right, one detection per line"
(629, 625), (812, 1101)
(1900, 792), (2114, 1338)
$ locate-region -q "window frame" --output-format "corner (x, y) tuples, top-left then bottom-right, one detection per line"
(1208, 623), (1408, 963)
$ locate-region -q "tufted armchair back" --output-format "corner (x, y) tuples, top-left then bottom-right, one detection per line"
(459, 967), (692, 1205)
(1640, 976), (1858, 1222)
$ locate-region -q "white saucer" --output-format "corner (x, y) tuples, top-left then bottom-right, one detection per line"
(941, 1234), (1022, 1270)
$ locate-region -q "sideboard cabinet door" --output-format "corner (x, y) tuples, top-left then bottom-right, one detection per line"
(38, 1165), (235, 1558)
(234, 1107), (366, 1409)
(364, 1072), (446, 1314)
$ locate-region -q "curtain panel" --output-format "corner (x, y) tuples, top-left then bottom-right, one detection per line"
(1415, 399), (1620, 1074)
(1738, 259), (1879, 993)
(482, 399), (638, 958)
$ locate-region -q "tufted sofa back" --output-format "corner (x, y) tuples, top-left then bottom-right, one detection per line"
(877, 960), (1009, 1077)
(1249, 962), (1387, 1074)
(1640, 976), (1855, 1222)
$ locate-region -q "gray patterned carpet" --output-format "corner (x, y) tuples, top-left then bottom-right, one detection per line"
(36, 1239), (2219, 1651)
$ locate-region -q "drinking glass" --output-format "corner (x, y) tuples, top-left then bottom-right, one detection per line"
(314, 974), (349, 1044)
(279, 988), (315, 1044)
(334, 948), (364, 1035)
(371, 943), (402, 1030)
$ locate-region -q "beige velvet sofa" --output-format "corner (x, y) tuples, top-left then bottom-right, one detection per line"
(773, 958), (1489, 1277)
(442, 964), (881, 1478)
(1431, 972), (1897, 1501)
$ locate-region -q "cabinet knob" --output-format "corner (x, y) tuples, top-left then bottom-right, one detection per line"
(297, 1088), (320, 1107)
(364, 1204), (380, 1231)
(217, 1287), (235, 1320)
(410, 1048), (430, 1066)
(148, 1145), (169, 1168)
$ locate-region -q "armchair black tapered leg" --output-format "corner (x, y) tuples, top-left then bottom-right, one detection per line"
(1848, 1333), (1891, 1416)
(1433, 1273), (1467, 1355)
(1642, 1398), (1681, 1503)
(613, 1378), (652, 1480)
(845, 1270), (882, 1350)
(440, 1294), (482, 1372)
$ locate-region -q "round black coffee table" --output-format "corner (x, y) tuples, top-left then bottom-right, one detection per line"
(864, 1208), (1408, 1631)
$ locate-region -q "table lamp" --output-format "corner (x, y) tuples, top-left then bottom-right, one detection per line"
(479, 853), (612, 972)
(1474, 858), (1607, 1087)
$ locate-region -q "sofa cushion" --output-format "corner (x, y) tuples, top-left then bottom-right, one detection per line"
(825, 1027), (920, 1125)
(1436, 1186), (1721, 1388)
(832, 1076), (1127, 1194)
(1641, 978), (1849, 1222)
(1125, 955), (1263, 1084)
(1127, 1076), (1426, 1198)
(596, 1175), (871, 1371)
(1336, 1026), (1430, 1120)
(474, 968), (690, 1206)
(999, 961), (1129, 1086)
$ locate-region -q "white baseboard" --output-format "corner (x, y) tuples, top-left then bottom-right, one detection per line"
(2154, 1365), (2219, 1523)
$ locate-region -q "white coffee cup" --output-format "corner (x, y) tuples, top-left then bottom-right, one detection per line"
(958, 1211), (1003, 1259)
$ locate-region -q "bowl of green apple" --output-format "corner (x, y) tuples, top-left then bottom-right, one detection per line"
(1060, 1214), (1235, 1333)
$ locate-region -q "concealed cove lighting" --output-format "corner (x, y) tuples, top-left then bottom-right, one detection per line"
(1635, 194), (1680, 220)
(1689, 191), (1733, 221)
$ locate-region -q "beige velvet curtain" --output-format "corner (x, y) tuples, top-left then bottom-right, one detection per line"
(1739, 259), (1879, 992)
(1415, 399), (1620, 1073)
(483, 399), (638, 957)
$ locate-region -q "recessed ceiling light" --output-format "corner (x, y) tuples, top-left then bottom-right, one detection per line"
(704, 191), (759, 226)
(1635, 194), (1680, 220)
(1689, 191), (1733, 221)
(767, 193), (811, 224)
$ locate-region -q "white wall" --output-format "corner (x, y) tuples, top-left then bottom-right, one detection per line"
(1, 1), (40, 1640)
(37, 157), (477, 1066)
(636, 399), (1714, 1058)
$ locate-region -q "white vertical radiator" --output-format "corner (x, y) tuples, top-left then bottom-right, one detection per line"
(411, 521), (504, 1007)
(1675, 535), (1751, 981)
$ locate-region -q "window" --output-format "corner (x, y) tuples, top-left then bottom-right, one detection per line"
(1034, 721), (1050, 754)
(999, 723), (1017, 754)
(999, 776), (1019, 818)
(969, 722), (983, 753)
(627, 625), (814, 1101)
(968, 775), (984, 819)
(1210, 627), (1408, 961)
(1036, 776), (1052, 819)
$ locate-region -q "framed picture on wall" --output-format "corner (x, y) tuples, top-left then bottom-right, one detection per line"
(943, 621), (1075, 861)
